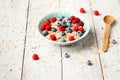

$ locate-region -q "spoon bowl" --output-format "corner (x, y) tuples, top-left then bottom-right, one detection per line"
(104, 15), (114, 25)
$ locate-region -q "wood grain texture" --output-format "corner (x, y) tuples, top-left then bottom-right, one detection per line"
(0, 0), (28, 80)
(90, 0), (120, 80)
(60, 0), (103, 80)
(22, 0), (62, 80)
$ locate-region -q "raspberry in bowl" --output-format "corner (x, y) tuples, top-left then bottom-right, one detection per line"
(38, 12), (90, 45)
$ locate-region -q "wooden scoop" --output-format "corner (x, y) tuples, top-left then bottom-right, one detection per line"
(103, 15), (114, 52)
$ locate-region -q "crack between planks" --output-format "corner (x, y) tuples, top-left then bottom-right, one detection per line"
(20, 0), (30, 80)
(88, 1), (105, 80)
(60, 46), (63, 80)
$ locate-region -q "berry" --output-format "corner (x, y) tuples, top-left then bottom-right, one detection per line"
(87, 60), (93, 66)
(77, 31), (83, 36)
(69, 36), (75, 41)
(64, 53), (70, 58)
(46, 25), (51, 31)
(56, 22), (61, 27)
(79, 21), (84, 26)
(44, 19), (51, 25)
(61, 23), (67, 27)
(57, 17), (62, 21)
(66, 28), (72, 33)
(42, 30), (48, 36)
(73, 26), (79, 31)
(32, 54), (39, 60)
(67, 22), (72, 27)
(51, 27), (57, 32)
(79, 27), (84, 33)
(80, 8), (85, 13)
(40, 24), (46, 31)
(50, 34), (56, 41)
(59, 25), (65, 31)
(72, 19), (77, 24)
(60, 31), (66, 36)
(70, 16), (75, 21)
(75, 18), (81, 22)
(60, 38), (66, 42)
(51, 17), (57, 22)
(112, 39), (117, 44)
(94, 10), (99, 16)
(62, 20), (66, 24)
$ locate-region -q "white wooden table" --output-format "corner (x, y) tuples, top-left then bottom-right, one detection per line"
(0, 0), (120, 80)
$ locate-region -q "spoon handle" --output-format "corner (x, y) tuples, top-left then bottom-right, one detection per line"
(103, 24), (110, 52)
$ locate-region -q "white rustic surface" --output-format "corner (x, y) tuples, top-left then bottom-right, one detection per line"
(0, 0), (120, 80)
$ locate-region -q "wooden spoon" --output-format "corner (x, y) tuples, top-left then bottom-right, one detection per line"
(103, 15), (114, 52)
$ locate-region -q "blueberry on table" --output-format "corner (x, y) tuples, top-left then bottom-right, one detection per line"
(77, 31), (83, 36)
(60, 31), (66, 36)
(66, 28), (73, 33)
(112, 39), (117, 44)
(64, 53), (70, 58)
(51, 27), (57, 32)
(42, 30), (48, 36)
(60, 38), (66, 42)
(87, 60), (93, 66)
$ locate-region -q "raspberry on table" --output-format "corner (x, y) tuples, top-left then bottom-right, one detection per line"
(59, 25), (65, 31)
(51, 17), (57, 22)
(50, 34), (57, 41)
(94, 10), (100, 16)
(80, 8), (86, 13)
(32, 54), (39, 60)
(69, 36), (75, 41)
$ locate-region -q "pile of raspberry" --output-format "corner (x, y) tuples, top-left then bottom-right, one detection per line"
(39, 15), (85, 42)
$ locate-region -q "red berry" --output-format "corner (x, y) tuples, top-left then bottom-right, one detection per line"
(75, 18), (81, 22)
(70, 16), (75, 21)
(44, 19), (51, 25)
(94, 10), (99, 16)
(79, 21), (84, 26)
(59, 25), (65, 31)
(79, 27), (84, 33)
(32, 54), (39, 60)
(50, 34), (56, 41)
(40, 24), (46, 31)
(51, 17), (57, 22)
(46, 25), (51, 31)
(80, 8), (85, 13)
(72, 19), (77, 24)
(73, 26), (79, 31)
(69, 36), (75, 41)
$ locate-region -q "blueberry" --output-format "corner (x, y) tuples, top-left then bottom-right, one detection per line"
(67, 23), (72, 27)
(62, 20), (66, 24)
(64, 53), (70, 58)
(51, 27), (57, 32)
(60, 31), (66, 36)
(60, 16), (65, 19)
(67, 20), (72, 23)
(66, 28), (73, 33)
(56, 22), (61, 27)
(61, 23), (67, 27)
(42, 30), (48, 36)
(112, 39), (117, 44)
(57, 17), (62, 21)
(66, 17), (70, 21)
(87, 60), (93, 66)
(77, 31), (83, 36)
(60, 38), (66, 42)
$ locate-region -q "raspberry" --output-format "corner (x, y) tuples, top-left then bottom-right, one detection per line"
(75, 18), (80, 22)
(46, 25), (51, 31)
(70, 16), (75, 21)
(50, 34), (56, 41)
(73, 26), (79, 31)
(79, 27), (84, 33)
(69, 36), (75, 41)
(78, 21), (84, 26)
(44, 19), (51, 25)
(72, 19), (77, 24)
(32, 54), (39, 60)
(80, 8), (85, 13)
(51, 17), (57, 22)
(59, 25), (65, 31)
(94, 10), (99, 16)
(40, 24), (46, 31)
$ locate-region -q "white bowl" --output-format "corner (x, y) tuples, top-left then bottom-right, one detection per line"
(38, 12), (90, 45)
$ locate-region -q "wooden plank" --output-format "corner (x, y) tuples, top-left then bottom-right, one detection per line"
(0, 0), (28, 80)
(60, 0), (103, 80)
(22, 0), (62, 80)
(90, 0), (120, 80)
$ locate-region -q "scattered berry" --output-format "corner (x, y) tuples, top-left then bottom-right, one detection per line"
(59, 25), (65, 31)
(70, 16), (75, 21)
(73, 26), (79, 31)
(42, 30), (48, 36)
(64, 53), (70, 58)
(51, 17), (57, 22)
(69, 36), (75, 41)
(112, 39), (117, 44)
(50, 34), (56, 41)
(79, 21), (84, 26)
(87, 60), (93, 66)
(77, 31), (83, 36)
(51, 27), (57, 32)
(32, 54), (39, 60)
(94, 10), (99, 16)
(60, 38), (66, 42)
(80, 8), (85, 13)
(46, 25), (51, 31)
(79, 27), (84, 33)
